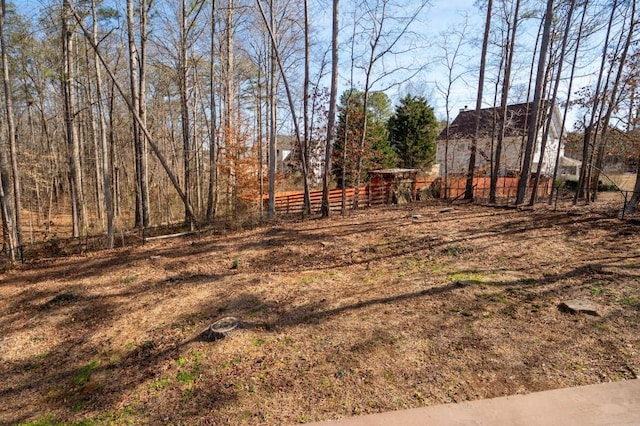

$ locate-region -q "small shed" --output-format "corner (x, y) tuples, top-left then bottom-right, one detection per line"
(370, 169), (420, 205)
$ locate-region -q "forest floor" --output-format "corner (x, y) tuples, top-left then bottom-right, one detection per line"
(1, 198), (639, 425)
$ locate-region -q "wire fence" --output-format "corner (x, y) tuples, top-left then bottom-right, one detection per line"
(4, 177), (636, 262)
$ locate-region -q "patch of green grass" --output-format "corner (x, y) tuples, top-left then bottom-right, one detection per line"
(151, 378), (170, 391)
(109, 353), (122, 364)
(230, 257), (240, 270)
(299, 271), (335, 285)
(175, 350), (205, 386)
(121, 275), (138, 284)
(250, 338), (265, 346)
(176, 370), (197, 384)
(450, 273), (485, 285)
(591, 285), (604, 295)
(444, 245), (471, 257)
(217, 360), (232, 373)
(299, 275), (317, 285)
(245, 304), (268, 318)
(592, 321), (608, 330)
(430, 263), (446, 273)
(17, 414), (57, 426)
(400, 257), (430, 273)
(87, 406), (136, 425)
(74, 360), (99, 388)
(618, 296), (639, 307)
(72, 402), (86, 412)
(234, 380), (256, 394)
(191, 350), (205, 363)
(279, 336), (293, 346)
(362, 268), (390, 284)
(69, 420), (96, 426)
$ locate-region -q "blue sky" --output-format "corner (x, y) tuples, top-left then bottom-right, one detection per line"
(12, 0), (600, 129)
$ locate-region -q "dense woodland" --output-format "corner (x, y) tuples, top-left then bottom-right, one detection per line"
(0, 0), (639, 260)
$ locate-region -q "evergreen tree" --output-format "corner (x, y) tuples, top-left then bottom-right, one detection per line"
(387, 94), (438, 171)
(332, 89), (397, 187)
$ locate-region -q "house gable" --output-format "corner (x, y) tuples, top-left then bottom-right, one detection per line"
(436, 101), (575, 178)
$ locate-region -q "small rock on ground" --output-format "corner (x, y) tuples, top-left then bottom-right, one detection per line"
(558, 299), (601, 316)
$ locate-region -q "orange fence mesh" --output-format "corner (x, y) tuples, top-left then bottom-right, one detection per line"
(264, 176), (551, 215)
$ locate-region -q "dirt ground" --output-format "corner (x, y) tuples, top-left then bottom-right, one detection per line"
(1, 200), (639, 425)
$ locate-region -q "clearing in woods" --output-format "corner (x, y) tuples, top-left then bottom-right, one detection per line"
(1, 201), (639, 425)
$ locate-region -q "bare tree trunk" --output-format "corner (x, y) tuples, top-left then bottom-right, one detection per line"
(0, 150), (15, 260)
(91, 0), (114, 248)
(126, 0), (144, 229)
(490, 0), (520, 204)
(26, 104), (42, 225)
(627, 154), (640, 213)
(0, 0), (22, 260)
(575, 0), (617, 204)
(517, 17), (543, 171)
(84, 46), (104, 228)
(586, 8), (623, 203)
(591, 0), (636, 200)
(63, 0), (85, 237)
(139, 0), (150, 227)
(515, 0), (554, 205)
(224, 0), (235, 217)
(464, 0), (493, 200)
(206, 0), (218, 222)
(0, 106), (15, 259)
(341, 16), (357, 216)
(257, 0), (311, 216)
(193, 77), (203, 214)
(257, 62), (264, 219)
(550, 0), (586, 204)
(267, 0), (276, 220)
(108, 78), (120, 219)
(530, 0), (577, 205)
(321, 0), (339, 217)
(436, 19), (469, 199)
(71, 5), (197, 224)
(179, 0), (194, 229)
(303, 0), (310, 186)
(354, 88), (370, 210)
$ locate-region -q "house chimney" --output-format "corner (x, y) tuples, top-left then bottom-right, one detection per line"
(460, 105), (468, 112)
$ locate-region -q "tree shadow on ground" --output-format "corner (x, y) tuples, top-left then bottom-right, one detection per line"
(2, 204), (639, 424)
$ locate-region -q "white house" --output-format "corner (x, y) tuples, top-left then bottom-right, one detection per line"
(436, 102), (581, 179)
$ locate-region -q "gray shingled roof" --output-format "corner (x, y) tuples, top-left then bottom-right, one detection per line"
(438, 102), (540, 140)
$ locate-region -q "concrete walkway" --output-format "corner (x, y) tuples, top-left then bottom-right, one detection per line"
(308, 379), (640, 426)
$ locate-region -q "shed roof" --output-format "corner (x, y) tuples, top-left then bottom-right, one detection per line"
(370, 168), (420, 175)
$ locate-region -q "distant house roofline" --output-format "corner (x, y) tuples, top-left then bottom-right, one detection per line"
(438, 101), (559, 141)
